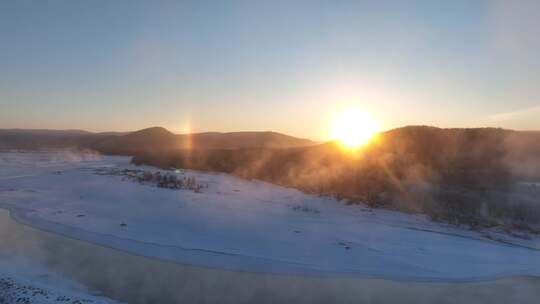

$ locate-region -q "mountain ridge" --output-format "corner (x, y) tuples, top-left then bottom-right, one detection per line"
(0, 126), (318, 152)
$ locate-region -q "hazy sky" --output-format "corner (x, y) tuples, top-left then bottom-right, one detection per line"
(1, 0), (539, 140)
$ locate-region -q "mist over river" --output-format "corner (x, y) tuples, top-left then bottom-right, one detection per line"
(1, 208), (539, 304)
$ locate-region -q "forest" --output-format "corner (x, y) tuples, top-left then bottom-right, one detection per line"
(132, 126), (540, 232)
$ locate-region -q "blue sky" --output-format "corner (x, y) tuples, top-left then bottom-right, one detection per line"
(1, 0), (539, 139)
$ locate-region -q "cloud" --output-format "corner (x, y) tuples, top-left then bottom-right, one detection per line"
(486, 104), (540, 130)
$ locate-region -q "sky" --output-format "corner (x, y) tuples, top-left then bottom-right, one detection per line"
(1, 0), (540, 140)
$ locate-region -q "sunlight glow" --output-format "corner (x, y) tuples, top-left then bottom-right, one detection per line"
(331, 109), (380, 148)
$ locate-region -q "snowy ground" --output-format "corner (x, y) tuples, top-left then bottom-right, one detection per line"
(1, 150), (540, 281)
(0, 255), (120, 304)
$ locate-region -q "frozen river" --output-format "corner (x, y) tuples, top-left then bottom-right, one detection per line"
(1, 209), (540, 304)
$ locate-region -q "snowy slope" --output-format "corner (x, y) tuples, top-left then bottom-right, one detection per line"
(1, 151), (540, 281)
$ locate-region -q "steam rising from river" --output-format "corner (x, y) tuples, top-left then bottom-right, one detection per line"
(1, 210), (539, 304)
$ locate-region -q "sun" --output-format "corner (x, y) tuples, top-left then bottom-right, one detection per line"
(331, 109), (380, 149)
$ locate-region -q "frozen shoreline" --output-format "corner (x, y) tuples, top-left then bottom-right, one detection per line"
(0, 249), (120, 304)
(0, 274), (121, 304)
(1, 151), (540, 282)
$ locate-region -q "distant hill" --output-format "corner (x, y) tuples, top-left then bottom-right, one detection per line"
(0, 127), (317, 153)
(185, 131), (316, 149)
(133, 125), (540, 185)
(90, 127), (179, 154)
(91, 127), (316, 154)
(0, 129), (105, 150)
(377, 126), (540, 180)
